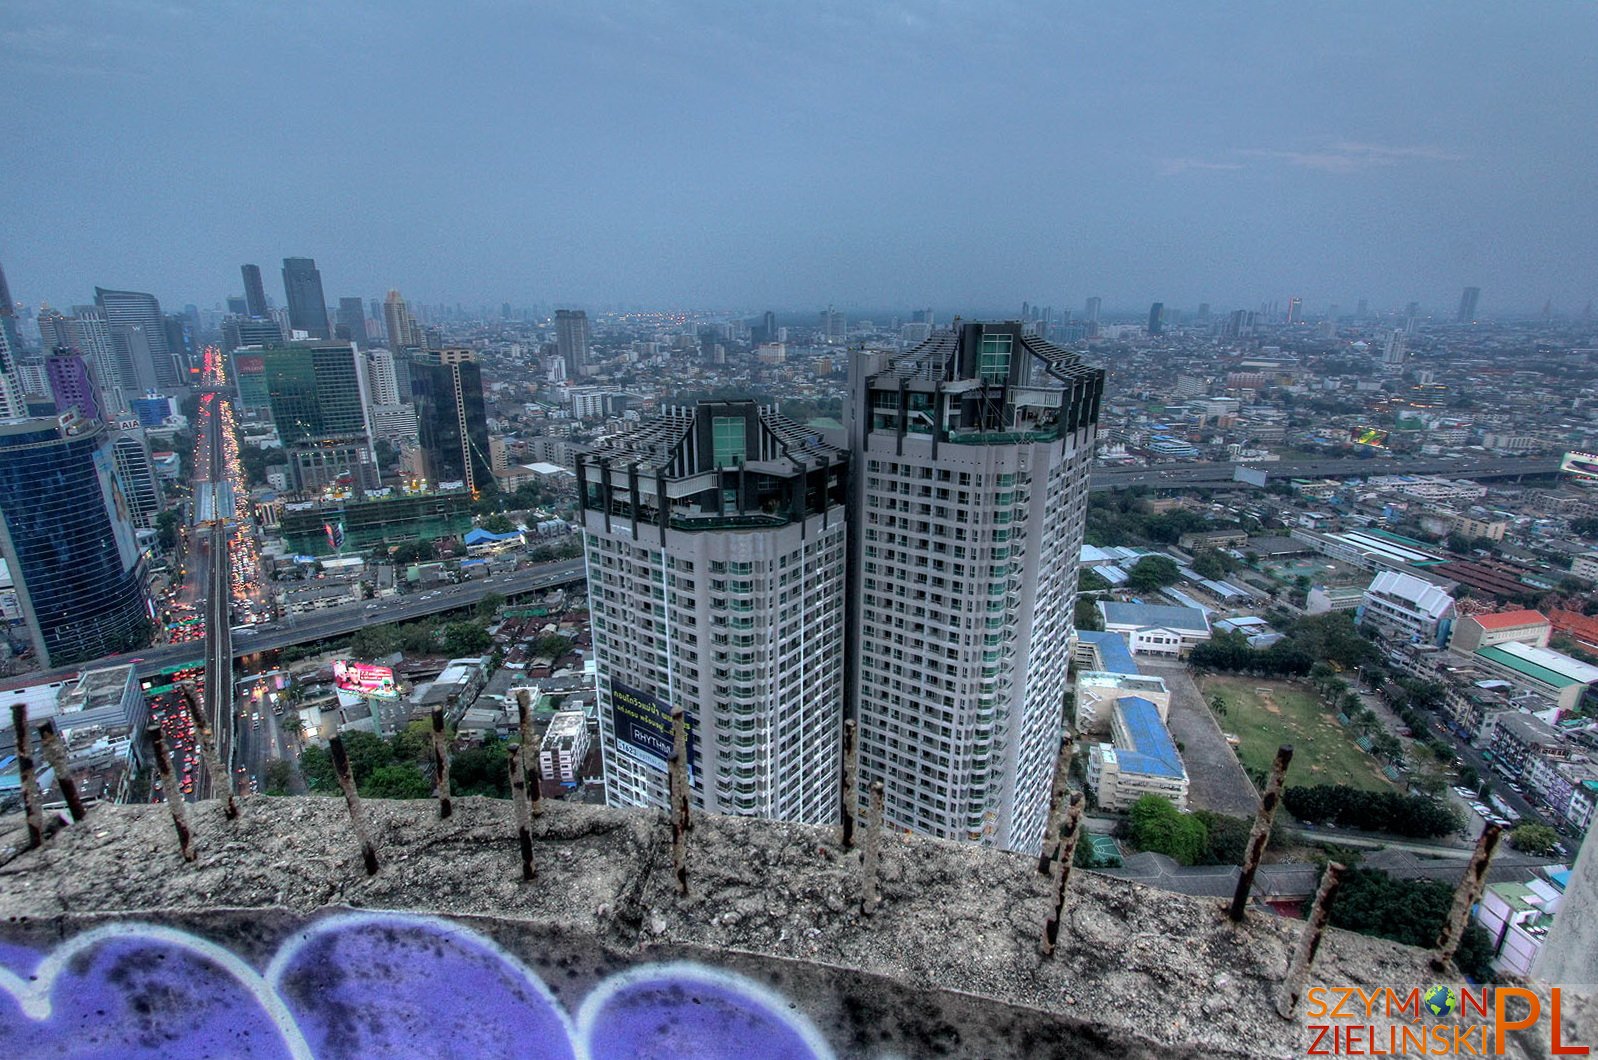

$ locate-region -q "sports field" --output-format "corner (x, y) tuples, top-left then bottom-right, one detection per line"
(1198, 675), (1395, 792)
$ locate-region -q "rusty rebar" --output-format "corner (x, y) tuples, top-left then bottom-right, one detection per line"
(1038, 733), (1076, 875)
(184, 685), (237, 820)
(508, 742), (535, 881)
(147, 724), (195, 862)
(862, 780), (885, 915)
(839, 718), (858, 850)
(11, 704), (44, 848)
(1432, 823), (1503, 972)
(516, 689), (543, 817)
(329, 735), (379, 876)
(35, 720), (87, 823)
(670, 706), (692, 834)
(431, 707), (452, 819)
(1276, 861), (1347, 1018)
(1229, 743), (1294, 922)
(1042, 791), (1086, 955)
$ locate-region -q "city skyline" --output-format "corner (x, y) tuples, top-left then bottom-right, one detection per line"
(3, 3), (1596, 312)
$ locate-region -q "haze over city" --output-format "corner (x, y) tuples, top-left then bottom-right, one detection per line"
(5, 0), (1597, 312)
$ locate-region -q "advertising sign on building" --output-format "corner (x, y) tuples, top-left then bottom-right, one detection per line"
(610, 681), (695, 777)
(1560, 451), (1598, 482)
(332, 660), (399, 701)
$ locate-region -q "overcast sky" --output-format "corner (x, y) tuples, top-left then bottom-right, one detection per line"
(3, 1), (1595, 317)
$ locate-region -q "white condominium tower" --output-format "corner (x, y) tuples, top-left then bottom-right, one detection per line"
(577, 400), (849, 823)
(846, 320), (1104, 852)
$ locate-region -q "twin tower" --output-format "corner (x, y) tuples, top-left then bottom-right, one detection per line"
(575, 321), (1104, 854)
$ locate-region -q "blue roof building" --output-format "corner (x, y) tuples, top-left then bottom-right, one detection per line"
(1087, 696), (1190, 811)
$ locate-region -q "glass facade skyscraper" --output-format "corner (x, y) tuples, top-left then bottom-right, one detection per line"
(0, 415), (152, 668)
(261, 343), (367, 444)
(410, 348), (491, 491)
(241, 263), (269, 318)
(281, 257), (331, 339)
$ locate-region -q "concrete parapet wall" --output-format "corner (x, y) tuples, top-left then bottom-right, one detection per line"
(0, 797), (1589, 1058)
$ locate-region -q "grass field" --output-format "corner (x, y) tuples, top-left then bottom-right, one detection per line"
(1198, 675), (1395, 792)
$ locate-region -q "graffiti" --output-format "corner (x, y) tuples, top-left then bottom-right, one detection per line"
(0, 913), (835, 1059)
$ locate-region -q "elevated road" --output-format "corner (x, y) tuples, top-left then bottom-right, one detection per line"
(7, 559), (590, 688)
(1088, 455), (1562, 492)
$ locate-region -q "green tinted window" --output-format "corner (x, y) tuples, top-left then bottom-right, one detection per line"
(713, 416), (746, 468)
(978, 334), (1013, 382)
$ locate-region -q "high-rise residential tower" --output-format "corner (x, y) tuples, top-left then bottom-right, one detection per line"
(45, 350), (105, 422)
(410, 348), (491, 492)
(241, 263), (269, 318)
(845, 320), (1104, 852)
(282, 257), (331, 339)
(94, 287), (179, 389)
(0, 413), (152, 667)
(383, 290), (417, 350)
(577, 400), (849, 823)
(555, 309), (590, 379)
(1456, 286), (1481, 324)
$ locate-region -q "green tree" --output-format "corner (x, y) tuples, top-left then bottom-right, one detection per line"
(298, 745), (337, 794)
(390, 719), (434, 766)
(155, 509), (181, 551)
(361, 762), (431, 799)
(479, 513), (515, 534)
(339, 730), (396, 783)
(1128, 794), (1208, 865)
(532, 634), (573, 658)
(442, 621), (492, 656)
(1191, 550), (1230, 580)
(1078, 568), (1112, 593)
(1208, 693), (1228, 718)
(1125, 555), (1181, 593)
(1193, 811), (1252, 865)
(1508, 822), (1558, 856)
(263, 759), (293, 796)
(451, 735), (512, 797)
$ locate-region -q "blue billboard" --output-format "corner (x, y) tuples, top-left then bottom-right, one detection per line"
(610, 682), (696, 777)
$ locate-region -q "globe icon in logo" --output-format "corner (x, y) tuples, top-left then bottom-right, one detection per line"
(1423, 985), (1458, 1018)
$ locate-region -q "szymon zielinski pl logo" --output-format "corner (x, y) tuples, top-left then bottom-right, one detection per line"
(1304, 985), (1588, 1055)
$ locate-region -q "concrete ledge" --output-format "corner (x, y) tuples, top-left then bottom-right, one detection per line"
(0, 797), (1588, 1058)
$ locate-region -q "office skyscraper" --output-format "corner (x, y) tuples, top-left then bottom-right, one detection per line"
(241, 263), (269, 318)
(1083, 297), (1101, 325)
(336, 297), (369, 345)
(260, 342), (376, 491)
(1286, 297), (1302, 325)
(577, 400), (849, 822)
(1147, 302), (1164, 335)
(555, 309), (590, 379)
(1457, 286), (1481, 324)
(282, 257), (331, 339)
(846, 321), (1104, 852)
(0, 413), (152, 667)
(821, 307), (846, 343)
(95, 287), (179, 389)
(410, 348), (491, 492)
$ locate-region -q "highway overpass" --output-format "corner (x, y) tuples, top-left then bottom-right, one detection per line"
(1087, 455), (1562, 492)
(7, 559), (588, 688)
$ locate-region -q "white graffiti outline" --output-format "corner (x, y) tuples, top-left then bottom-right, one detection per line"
(0, 921), (314, 1060)
(263, 910), (581, 1058)
(576, 960), (838, 1060)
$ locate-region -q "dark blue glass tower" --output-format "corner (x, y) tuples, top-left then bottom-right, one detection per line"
(0, 415), (152, 667)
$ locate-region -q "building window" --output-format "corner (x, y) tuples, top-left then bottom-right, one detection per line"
(978, 334), (1012, 382)
(713, 416), (746, 468)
